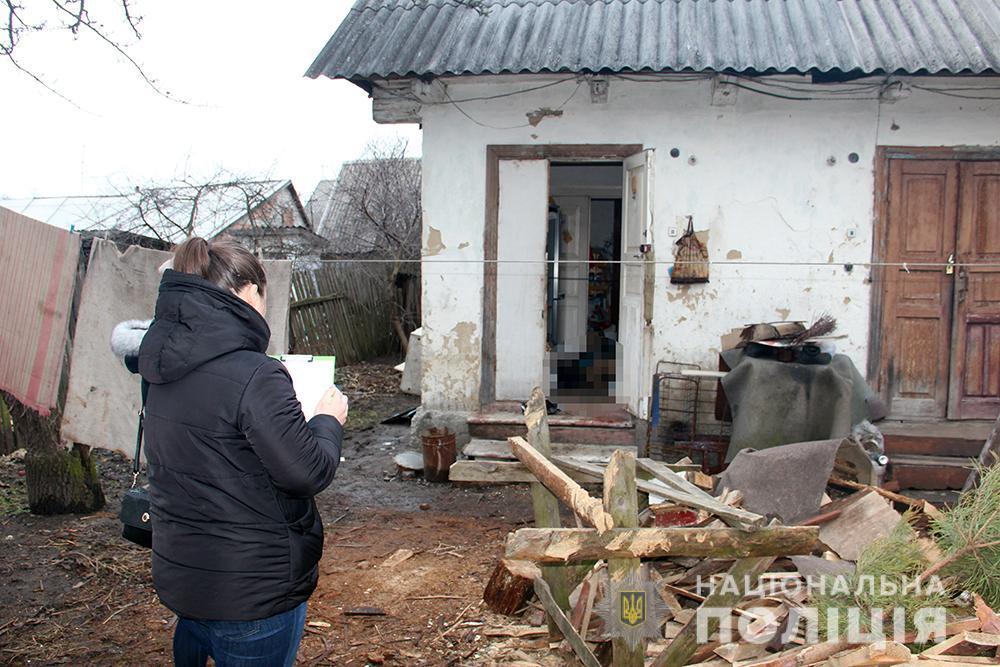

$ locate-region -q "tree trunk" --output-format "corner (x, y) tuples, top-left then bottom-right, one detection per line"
(387, 268), (409, 353)
(3, 392), (105, 515)
(0, 394), (17, 456)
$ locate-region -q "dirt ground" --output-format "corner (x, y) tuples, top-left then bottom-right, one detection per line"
(0, 363), (560, 666)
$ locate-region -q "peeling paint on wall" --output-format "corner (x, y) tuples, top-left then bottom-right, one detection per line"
(458, 242), (469, 250)
(776, 308), (792, 320)
(726, 249), (743, 260)
(425, 226), (447, 256)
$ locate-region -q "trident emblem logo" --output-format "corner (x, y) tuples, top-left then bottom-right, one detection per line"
(620, 590), (646, 627)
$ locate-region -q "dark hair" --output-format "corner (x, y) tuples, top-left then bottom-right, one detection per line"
(172, 237), (267, 296)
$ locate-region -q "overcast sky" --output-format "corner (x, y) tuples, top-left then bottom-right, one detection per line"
(0, 1), (421, 201)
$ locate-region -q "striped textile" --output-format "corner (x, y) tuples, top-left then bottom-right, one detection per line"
(0, 206), (81, 416)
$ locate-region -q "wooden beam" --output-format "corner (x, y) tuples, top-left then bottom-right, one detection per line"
(604, 450), (644, 666)
(964, 411), (1000, 492)
(553, 456), (765, 530)
(651, 556), (778, 667)
(504, 526), (820, 563)
(449, 459), (600, 484)
(636, 457), (716, 501)
(524, 388), (572, 639)
(510, 436), (614, 534)
(532, 577), (601, 667)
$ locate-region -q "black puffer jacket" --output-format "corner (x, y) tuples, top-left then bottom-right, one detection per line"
(138, 270), (343, 621)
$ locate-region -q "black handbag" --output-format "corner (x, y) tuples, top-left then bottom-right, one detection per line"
(119, 381), (152, 548)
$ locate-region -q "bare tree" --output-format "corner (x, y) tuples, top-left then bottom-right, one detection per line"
(98, 170), (305, 252)
(325, 139), (421, 350)
(2, 0), (171, 102)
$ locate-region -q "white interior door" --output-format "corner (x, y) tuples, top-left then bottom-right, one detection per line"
(618, 151), (653, 415)
(495, 159), (548, 400)
(553, 196), (590, 353)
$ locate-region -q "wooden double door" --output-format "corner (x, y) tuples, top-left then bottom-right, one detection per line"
(878, 155), (1000, 420)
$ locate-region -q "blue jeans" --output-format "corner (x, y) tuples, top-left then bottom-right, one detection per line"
(172, 602), (307, 667)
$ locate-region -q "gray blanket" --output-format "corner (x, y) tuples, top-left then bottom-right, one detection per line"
(721, 350), (874, 461)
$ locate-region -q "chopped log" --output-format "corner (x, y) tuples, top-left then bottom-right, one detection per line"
(504, 526), (820, 562)
(553, 455), (765, 530)
(524, 388), (571, 639)
(483, 559), (542, 615)
(738, 641), (858, 667)
(510, 436), (614, 534)
(604, 450), (645, 666)
(964, 411), (1000, 492)
(532, 577), (601, 667)
(651, 556), (777, 667)
(826, 641), (912, 666)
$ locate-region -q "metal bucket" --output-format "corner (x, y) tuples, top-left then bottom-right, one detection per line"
(421, 427), (456, 482)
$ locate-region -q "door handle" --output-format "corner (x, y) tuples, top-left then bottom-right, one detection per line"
(945, 253), (955, 275)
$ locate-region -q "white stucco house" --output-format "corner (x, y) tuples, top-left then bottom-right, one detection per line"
(308, 0), (1000, 457)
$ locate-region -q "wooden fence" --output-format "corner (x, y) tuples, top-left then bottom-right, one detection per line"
(288, 263), (419, 364)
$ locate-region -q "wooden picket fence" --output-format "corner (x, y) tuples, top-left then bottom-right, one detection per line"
(288, 263), (417, 364)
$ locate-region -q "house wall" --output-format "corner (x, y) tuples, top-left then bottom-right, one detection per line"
(418, 75), (1000, 411)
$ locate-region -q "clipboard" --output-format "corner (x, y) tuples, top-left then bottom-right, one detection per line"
(273, 355), (336, 420)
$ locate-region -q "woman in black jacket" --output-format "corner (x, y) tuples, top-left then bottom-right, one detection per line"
(137, 238), (347, 667)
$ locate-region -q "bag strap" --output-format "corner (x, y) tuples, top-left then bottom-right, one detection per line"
(131, 379), (148, 488)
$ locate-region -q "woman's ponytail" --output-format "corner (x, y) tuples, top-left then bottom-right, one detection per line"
(173, 237), (212, 278)
(171, 237), (267, 297)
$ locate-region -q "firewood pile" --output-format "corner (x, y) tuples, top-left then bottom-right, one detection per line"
(477, 389), (1000, 666)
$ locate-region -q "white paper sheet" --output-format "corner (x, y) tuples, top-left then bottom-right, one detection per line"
(278, 355), (336, 421)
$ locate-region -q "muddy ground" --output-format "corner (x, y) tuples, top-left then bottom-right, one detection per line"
(0, 363), (565, 666)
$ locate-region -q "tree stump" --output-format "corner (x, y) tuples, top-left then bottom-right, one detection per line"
(483, 559), (542, 615)
(4, 392), (105, 514)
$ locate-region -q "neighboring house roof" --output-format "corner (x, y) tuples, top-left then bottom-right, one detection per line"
(307, 0), (1000, 82)
(306, 159), (421, 256)
(0, 180), (307, 244)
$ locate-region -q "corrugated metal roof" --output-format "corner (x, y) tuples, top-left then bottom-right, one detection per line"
(306, 0), (1000, 81)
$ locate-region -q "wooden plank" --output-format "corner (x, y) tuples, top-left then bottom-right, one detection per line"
(553, 456), (765, 530)
(636, 457), (716, 501)
(509, 436), (614, 533)
(532, 577), (601, 667)
(604, 450), (644, 666)
(449, 459), (599, 484)
(504, 526), (820, 562)
(465, 439), (689, 466)
(524, 388), (571, 639)
(651, 557), (778, 667)
(818, 490), (902, 561)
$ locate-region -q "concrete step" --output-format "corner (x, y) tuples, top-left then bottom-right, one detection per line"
(881, 420), (990, 458)
(889, 453), (976, 491)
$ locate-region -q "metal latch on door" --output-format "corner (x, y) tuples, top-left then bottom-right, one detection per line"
(945, 253), (955, 275)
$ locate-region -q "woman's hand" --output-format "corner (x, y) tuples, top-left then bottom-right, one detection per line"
(314, 386), (349, 426)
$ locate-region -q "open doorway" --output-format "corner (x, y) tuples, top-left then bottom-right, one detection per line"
(546, 163), (623, 403)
